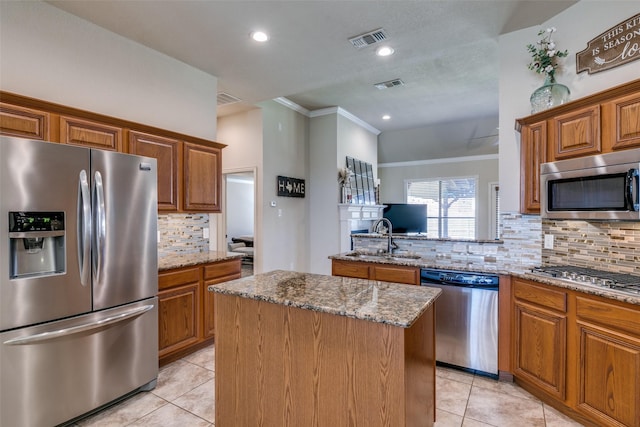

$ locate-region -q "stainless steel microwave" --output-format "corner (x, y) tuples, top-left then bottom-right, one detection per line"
(540, 148), (640, 220)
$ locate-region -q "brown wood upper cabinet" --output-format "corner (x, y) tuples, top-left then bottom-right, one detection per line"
(549, 105), (601, 161)
(129, 131), (181, 212)
(516, 79), (640, 214)
(60, 115), (123, 151)
(602, 91), (640, 151)
(183, 142), (222, 213)
(520, 120), (547, 213)
(0, 102), (51, 141)
(0, 92), (226, 214)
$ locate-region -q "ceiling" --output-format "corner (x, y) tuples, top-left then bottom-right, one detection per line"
(47, 0), (576, 134)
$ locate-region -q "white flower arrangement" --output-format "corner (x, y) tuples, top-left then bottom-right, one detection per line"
(527, 27), (568, 80)
(338, 168), (352, 187)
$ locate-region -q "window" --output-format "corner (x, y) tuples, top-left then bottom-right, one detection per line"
(407, 177), (477, 239)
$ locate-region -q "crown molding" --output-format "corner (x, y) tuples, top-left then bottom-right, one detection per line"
(379, 153), (498, 168)
(273, 97), (310, 116)
(273, 98), (381, 136)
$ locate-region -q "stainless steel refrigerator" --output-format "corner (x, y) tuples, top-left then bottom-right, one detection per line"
(0, 136), (159, 427)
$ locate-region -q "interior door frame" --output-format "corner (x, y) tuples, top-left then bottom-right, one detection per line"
(219, 167), (259, 272)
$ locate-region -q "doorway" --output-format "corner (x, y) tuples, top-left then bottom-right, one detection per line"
(224, 170), (256, 277)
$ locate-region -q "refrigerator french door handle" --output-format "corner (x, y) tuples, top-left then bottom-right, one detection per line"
(77, 170), (91, 286)
(3, 305), (154, 345)
(93, 171), (106, 284)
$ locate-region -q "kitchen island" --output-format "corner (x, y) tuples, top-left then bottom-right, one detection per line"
(208, 270), (441, 427)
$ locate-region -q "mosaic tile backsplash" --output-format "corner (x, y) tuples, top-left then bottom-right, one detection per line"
(158, 213), (209, 257)
(542, 219), (640, 275)
(352, 212), (543, 274)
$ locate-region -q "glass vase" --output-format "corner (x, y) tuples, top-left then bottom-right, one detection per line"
(530, 75), (570, 114)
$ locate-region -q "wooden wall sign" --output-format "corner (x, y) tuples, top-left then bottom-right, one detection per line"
(277, 175), (305, 198)
(577, 13), (640, 74)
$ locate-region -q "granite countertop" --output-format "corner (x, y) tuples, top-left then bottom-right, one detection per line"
(208, 270), (441, 328)
(513, 272), (640, 306)
(329, 251), (511, 275)
(351, 233), (503, 244)
(330, 251), (640, 306)
(159, 251), (244, 271)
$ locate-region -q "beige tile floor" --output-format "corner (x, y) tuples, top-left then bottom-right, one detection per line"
(75, 344), (584, 427)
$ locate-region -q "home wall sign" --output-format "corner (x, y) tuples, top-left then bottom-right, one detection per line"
(576, 13), (640, 74)
(277, 175), (305, 198)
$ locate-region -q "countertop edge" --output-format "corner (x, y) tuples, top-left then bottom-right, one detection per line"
(330, 252), (640, 306)
(208, 271), (442, 328)
(159, 251), (245, 271)
(512, 272), (640, 306)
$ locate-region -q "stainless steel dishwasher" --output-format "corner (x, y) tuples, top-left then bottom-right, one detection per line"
(420, 268), (499, 378)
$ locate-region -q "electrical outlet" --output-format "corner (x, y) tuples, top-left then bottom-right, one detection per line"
(203, 227), (209, 239)
(544, 234), (554, 249)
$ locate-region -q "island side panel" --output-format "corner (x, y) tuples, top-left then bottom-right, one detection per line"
(215, 293), (433, 427)
(404, 303), (436, 425)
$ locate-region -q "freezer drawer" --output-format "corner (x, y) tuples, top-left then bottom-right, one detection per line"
(0, 298), (158, 427)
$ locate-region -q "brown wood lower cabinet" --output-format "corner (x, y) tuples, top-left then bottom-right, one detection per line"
(332, 259), (420, 285)
(511, 277), (640, 427)
(158, 258), (241, 366)
(575, 297), (640, 427)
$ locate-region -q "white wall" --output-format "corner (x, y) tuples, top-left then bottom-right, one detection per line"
(309, 110), (378, 274)
(498, 1), (640, 213)
(259, 101), (310, 273)
(0, 1), (218, 140)
(218, 109), (264, 271)
(378, 157), (499, 239)
(378, 116), (499, 163)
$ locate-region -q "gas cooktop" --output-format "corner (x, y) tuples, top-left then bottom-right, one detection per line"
(530, 266), (640, 296)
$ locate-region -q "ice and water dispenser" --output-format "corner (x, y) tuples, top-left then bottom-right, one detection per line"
(9, 211), (66, 278)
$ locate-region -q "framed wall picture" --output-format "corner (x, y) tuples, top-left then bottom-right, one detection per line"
(345, 156), (375, 205)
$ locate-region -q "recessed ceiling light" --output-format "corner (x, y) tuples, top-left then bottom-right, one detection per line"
(376, 46), (394, 57)
(251, 31), (269, 42)
(382, 115), (391, 120)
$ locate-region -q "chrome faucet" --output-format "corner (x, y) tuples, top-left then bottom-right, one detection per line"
(371, 217), (396, 254)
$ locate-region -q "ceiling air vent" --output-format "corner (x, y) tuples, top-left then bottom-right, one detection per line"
(349, 28), (388, 49)
(374, 78), (405, 90)
(217, 92), (241, 106)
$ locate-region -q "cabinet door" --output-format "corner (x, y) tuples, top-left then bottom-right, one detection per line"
(513, 301), (567, 400)
(332, 260), (370, 279)
(59, 115), (123, 151)
(603, 92), (640, 151)
(576, 323), (640, 427)
(158, 282), (201, 358)
(183, 142), (221, 212)
(550, 105), (601, 160)
(575, 295), (640, 427)
(372, 265), (419, 285)
(520, 120), (547, 213)
(129, 131), (181, 212)
(0, 103), (50, 140)
(203, 259), (242, 339)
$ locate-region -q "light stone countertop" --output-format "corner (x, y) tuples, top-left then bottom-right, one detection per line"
(208, 270), (442, 328)
(329, 251), (511, 275)
(330, 251), (640, 307)
(512, 272), (640, 306)
(159, 251), (244, 271)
